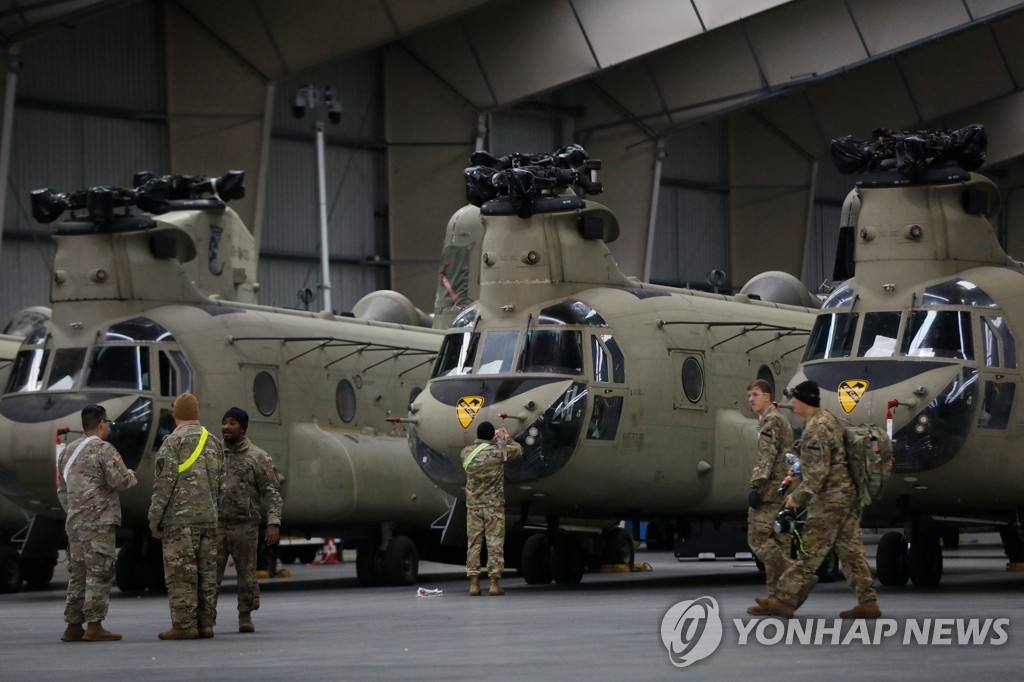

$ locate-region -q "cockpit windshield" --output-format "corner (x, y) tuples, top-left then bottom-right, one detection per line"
(901, 310), (973, 360)
(517, 329), (584, 375)
(433, 332), (479, 377)
(803, 312), (858, 361)
(87, 346), (151, 390)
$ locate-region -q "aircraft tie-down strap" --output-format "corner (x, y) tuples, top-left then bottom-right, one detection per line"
(178, 428), (209, 473)
(62, 435), (98, 482)
(463, 442), (490, 470)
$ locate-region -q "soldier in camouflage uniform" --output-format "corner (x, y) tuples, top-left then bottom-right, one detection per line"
(766, 381), (881, 619)
(57, 405), (137, 642)
(148, 393), (224, 640)
(743, 380), (795, 616)
(214, 407), (283, 633)
(462, 421), (522, 596)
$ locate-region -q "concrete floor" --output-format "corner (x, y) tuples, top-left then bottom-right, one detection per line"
(1, 536), (1021, 680)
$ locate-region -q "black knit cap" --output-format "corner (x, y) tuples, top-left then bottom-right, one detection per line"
(786, 380), (820, 407)
(223, 406), (249, 432)
(477, 421), (495, 441)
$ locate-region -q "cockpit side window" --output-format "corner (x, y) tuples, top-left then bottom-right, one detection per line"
(803, 312), (858, 361)
(432, 332), (479, 377)
(477, 331), (520, 375)
(7, 347), (50, 393)
(858, 312), (901, 357)
(591, 334), (625, 383)
(518, 330), (583, 375)
(86, 345), (151, 390)
(980, 316), (1016, 369)
(901, 311), (973, 360)
(47, 348), (88, 390)
(159, 349), (194, 396)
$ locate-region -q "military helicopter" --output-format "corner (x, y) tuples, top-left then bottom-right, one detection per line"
(404, 145), (819, 584)
(788, 125), (1024, 587)
(0, 171), (451, 592)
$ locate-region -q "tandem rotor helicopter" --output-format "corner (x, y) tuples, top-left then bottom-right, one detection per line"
(405, 145), (821, 584)
(0, 171), (451, 592)
(790, 124), (1024, 587)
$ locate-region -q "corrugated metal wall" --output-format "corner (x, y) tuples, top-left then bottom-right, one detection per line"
(489, 111), (561, 157)
(653, 121), (730, 288)
(0, 0), (167, 325)
(264, 52), (388, 313)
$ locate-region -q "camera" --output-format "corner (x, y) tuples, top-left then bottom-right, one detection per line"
(773, 508), (796, 535)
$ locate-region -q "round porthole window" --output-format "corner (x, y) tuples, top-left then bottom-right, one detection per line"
(757, 364), (775, 398)
(681, 357), (704, 403)
(336, 379), (356, 423)
(253, 371), (278, 416)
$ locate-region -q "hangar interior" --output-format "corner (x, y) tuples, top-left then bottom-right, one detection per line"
(1, 0), (1023, 324)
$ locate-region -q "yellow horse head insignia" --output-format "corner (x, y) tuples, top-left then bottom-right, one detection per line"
(838, 380), (868, 414)
(457, 395), (484, 429)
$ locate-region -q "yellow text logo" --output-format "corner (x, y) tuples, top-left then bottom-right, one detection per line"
(457, 396), (484, 429)
(838, 380), (868, 414)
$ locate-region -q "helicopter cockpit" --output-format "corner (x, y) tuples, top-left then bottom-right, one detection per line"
(3, 315), (193, 469)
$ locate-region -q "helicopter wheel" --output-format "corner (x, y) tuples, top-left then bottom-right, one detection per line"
(384, 536), (419, 586)
(521, 534), (552, 584)
(908, 530), (943, 587)
(876, 531), (909, 586)
(601, 527), (635, 566)
(551, 534), (584, 585)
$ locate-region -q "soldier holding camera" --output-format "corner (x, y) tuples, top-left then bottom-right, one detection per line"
(743, 380), (794, 616)
(765, 381), (880, 619)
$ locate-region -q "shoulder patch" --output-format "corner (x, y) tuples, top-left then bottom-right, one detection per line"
(112, 452), (122, 462)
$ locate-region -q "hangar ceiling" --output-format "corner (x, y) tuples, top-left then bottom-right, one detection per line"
(167, 0), (1024, 164)
(8, 0), (1024, 159)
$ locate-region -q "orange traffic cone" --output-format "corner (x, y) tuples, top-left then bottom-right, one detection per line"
(313, 538), (339, 564)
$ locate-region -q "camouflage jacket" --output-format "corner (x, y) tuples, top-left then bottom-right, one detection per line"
(57, 435), (137, 530)
(148, 423), (224, 528)
(461, 438), (523, 509)
(790, 408), (853, 508)
(747, 405), (795, 503)
(220, 437), (283, 526)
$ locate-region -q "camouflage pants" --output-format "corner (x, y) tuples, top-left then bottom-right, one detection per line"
(64, 524), (116, 624)
(160, 524), (219, 630)
(214, 522), (260, 622)
(747, 504), (793, 596)
(466, 505), (505, 578)
(775, 499), (877, 607)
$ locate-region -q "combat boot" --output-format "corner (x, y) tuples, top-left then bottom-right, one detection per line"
(158, 627), (199, 640)
(61, 623), (84, 642)
(488, 576), (505, 596)
(765, 597), (795, 619)
(199, 626), (215, 638)
(840, 600), (881, 619)
(238, 612), (255, 633)
(255, 569), (270, 580)
(746, 602), (770, 616)
(469, 575), (481, 596)
(83, 622), (122, 641)
(274, 568), (292, 578)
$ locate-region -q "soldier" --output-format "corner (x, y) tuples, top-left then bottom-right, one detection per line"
(462, 421), (522, 596)
(57, 405), (137, 642)
(743, 380), (795, 616)
(214, 407), (283, 633)
(148, 392), (224, 640)
(765, 381), (881, 619)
